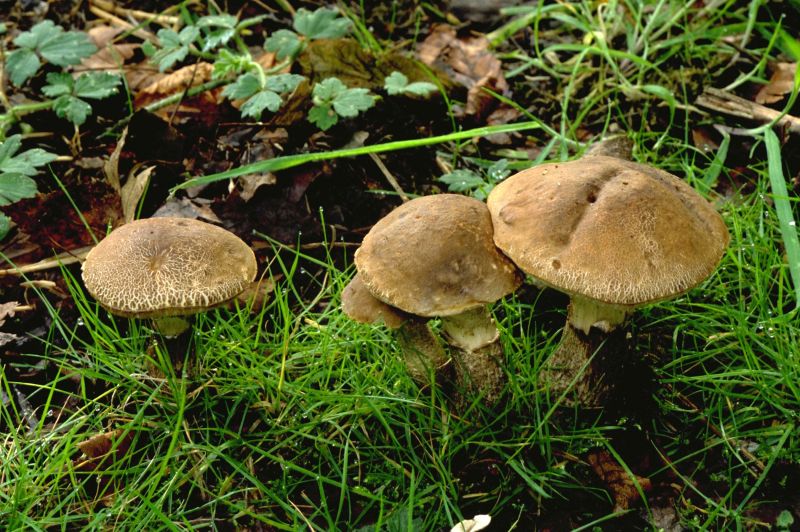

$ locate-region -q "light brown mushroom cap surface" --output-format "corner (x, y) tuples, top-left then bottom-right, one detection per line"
(487, 156), (729, 306)
(354, 194), (522, 317)
(82, 217), (257, 317)
(342, 273), (408, 329)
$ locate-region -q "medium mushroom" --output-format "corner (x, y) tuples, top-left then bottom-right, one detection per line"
(487, 155), (729, 405)
(342, 273), (448, 382)
(82, 217), (257, 336)
(354, 194), (522, 404)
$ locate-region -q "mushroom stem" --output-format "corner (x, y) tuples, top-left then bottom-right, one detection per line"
(440, 306), (506, 405)
(395, 318), (450, 383)
(542, 297), (629, 406)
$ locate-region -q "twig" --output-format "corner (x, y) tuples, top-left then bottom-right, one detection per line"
(90, 0), (180, 26)
(695, 87), (800, 134)
(88, 4), (156, 42)
(0, 246), (93, 276)
(368, 153), (410, 202)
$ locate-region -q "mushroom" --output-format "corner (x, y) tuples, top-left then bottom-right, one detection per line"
(487, 156), (729, 405)
(82, 217), (257, 337)
(354, 194), (522, 404)
(342, 273), (448, 382)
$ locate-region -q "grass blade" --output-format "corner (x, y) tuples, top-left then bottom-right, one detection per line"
(764, 127), (800, 308)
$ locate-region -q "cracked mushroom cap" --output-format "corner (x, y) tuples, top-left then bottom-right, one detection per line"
(487, 156), (729, 306)
(342, 273), (408, 329)
(82, 217), (257, 318)
(354, 194), (522, 317)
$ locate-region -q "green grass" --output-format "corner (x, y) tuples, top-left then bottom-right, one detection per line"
(2, 0), (800, 530)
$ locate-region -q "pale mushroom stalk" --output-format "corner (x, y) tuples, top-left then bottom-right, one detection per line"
(440, 306), (505, 404)
(542, 297), (630, 404)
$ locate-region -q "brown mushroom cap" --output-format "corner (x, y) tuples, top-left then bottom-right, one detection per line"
(342, 273), (408, 329)
(354, 194), (522, 317)
(487, 156), (729, 306)
(82, 217), (257, 317)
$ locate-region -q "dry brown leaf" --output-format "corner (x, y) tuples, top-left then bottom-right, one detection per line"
(756, 62), (797, 105)
(120, 166), (155, 223)
(418, 25), (508, 118)
(137, 62), (214, 100)
(103, 126), (126, 193)
(588, 449), (652, 512)
(0, 301), (19, 328)
(152, 197), (221, 222)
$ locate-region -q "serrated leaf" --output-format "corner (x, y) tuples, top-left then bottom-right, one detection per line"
(294, 7), (351, 40)
(0, 212), (10, 241)
(403, 81), (437, 96)
(41, 72), (74, 97)
(0, 136), (56, 184)
(308, 104), (338, 130)
(312, 77), (347, 103)
(2, 149), (57, 176)
(0, 173), (38, 206)
(73, 72), (121, 99)
(53, 95), (92, 126)
(39, 31), (96, 66)
(0, 136), (22, 167)
(384, 71), (410, 95)
(141, 40), (157, 57)
(197, 15), (237, 51)
(487, 158), (511, 181)
(331, 87), (375, 118)
(241, 91), (283, 118)
(438, 169), (486, 192)
(5, 49), (41, 86)
(264, 29), (303, 61)
(152, 26), (199, 71)
(264, 73), (304, 93)
(221, 72), (262, 99)
(13, 20), (57, 49)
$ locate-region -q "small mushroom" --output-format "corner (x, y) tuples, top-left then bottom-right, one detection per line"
(82, 217), (257, 336)
(342, 273), (448, 382)
(354, 194), (522, 404)
(487, 156), (729, 405)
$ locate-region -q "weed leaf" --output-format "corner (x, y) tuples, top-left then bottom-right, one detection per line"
(0, 173), (38, 206)
(264, 73), (305, 93)
(53, 95), (92, 125)
(73, 72), (121, 99)
(264, 29), (303, 61)
(308, 104), (338, 130)
(5, 49), (40, 86)
(294, 7), (351, 40)
(384, 71), (436, 96)
(241, 91), (283, 118)
(41, 72), (74, 98)
(222, 72), (262, 99)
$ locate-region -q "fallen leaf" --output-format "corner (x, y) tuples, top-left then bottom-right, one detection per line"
(588, 449), (652, 512)
(137, 62), (215, 101)
(103, 127), (127, 193)
(153, 197), (221, 222)
(0, 301), (19, 328)
(755, 62), (797, 105)
(120, 166), (155, 223)
(418, 25), (508, 119)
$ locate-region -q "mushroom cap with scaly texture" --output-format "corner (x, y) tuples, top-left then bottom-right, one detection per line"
(354, 194), (522, 317)
(487, 156), (729, 306)
(82, 217), (257, 317)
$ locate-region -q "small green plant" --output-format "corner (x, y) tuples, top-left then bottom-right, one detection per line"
(438, 158), (511, 200)
(383, 71), (437, 97)
(0, 134), (57, 239)
(264, 7), (352, 60)
(4, 20), (96, 87)
(308, 78), (376, 131)
(41, 72), (122, 126)
(0, 21), (122, 134)
(776, 510), (795, 531)
(221, 72), (305, 119)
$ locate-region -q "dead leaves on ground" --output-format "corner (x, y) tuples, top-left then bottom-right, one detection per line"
(587, 449), (653, 512)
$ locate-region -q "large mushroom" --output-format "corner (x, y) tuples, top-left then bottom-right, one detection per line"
(82, 217), (257, 336)
(354, 194), (522, 404)
(487, 155), (729, 405)
(342, 273), (448, 382)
